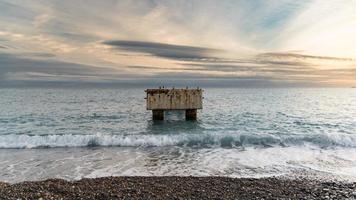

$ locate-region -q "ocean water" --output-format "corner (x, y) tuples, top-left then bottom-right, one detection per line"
(0, 88), (356, 183)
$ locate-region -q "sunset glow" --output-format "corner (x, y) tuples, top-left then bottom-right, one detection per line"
(1, 0), (356, 87)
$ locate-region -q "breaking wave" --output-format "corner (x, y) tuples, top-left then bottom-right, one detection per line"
(0, 132), (356, 149)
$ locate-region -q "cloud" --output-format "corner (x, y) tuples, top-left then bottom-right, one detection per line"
(0, 0), (355, 87)
(183, 63), (314, 74)
(258, 52), (353, 61)
(129, 64), (257, 73)
(103, 40), (222, 61)
(274, 0), (356, 58)
(0, 53), (111, 80)
(0, 1), (36, 23)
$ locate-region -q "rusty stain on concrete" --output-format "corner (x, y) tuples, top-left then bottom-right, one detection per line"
(145, 88), (203, 120)
(145, 88), (203, 110)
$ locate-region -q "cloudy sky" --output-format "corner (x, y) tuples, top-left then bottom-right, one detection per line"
(0, 0), (356, 87)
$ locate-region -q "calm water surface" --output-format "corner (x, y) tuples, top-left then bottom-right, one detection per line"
(0, 88), (356, 183)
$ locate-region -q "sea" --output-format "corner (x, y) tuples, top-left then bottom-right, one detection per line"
(0, 88), (356, 183)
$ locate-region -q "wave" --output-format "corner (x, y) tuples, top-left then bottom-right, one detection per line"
(0, 132), (356, 149)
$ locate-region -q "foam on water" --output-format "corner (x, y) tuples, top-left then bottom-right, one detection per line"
(1, 146), (356, 183)
(1, 131), (356, 149)
(0, 88), (356, 182)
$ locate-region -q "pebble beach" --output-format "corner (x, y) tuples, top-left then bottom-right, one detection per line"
(1, 177), (356, 199)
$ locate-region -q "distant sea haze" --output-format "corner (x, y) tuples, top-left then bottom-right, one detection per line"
(0, 88), (356, 183)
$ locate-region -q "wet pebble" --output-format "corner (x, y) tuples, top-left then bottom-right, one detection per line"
(0, 177), (355, 200)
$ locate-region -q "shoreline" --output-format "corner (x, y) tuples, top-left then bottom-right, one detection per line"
(1, 176), (355, 199)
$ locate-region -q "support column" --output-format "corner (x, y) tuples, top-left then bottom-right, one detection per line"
(185, 109), (197, 120)
(152, 110), (164, 120)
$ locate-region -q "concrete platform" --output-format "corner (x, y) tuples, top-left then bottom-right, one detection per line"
(145, 88), (203, 120)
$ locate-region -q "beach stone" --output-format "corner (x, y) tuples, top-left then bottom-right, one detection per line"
(0, 182), (9, 188)
(0, 177), (355, 200)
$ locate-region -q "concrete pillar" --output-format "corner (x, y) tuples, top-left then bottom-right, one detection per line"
(185, 109), (197, 120)
(152, 110), (164, 120)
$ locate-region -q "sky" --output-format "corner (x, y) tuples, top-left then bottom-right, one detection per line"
(0, 0), (356, 87)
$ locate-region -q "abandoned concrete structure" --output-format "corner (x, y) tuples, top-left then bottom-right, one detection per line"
(145, 88), (203, 120)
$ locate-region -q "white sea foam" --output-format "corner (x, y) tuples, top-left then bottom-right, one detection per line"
(1, 88), (356, 182)
(1, 132), (356, 149)
(3, 145), (356, 183)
